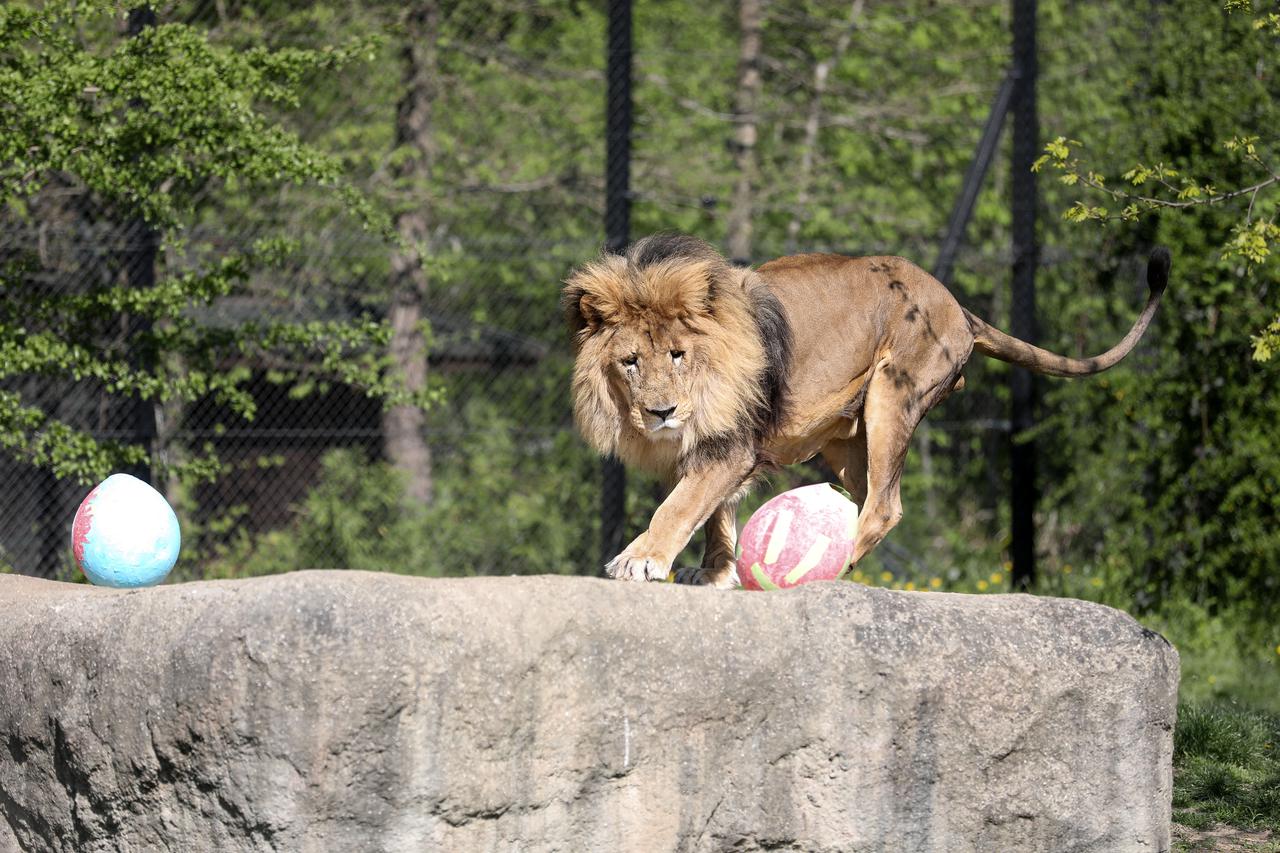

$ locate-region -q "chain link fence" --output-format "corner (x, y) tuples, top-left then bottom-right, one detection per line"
(4, 0), (1061, 582)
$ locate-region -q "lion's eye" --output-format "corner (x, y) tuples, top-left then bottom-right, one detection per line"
(621, 354), (639, 368)
(670, 350), (685, 363)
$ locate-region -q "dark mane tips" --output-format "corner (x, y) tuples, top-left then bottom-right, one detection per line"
(749, 283), (793, 440)
(625, 233), (722, 270)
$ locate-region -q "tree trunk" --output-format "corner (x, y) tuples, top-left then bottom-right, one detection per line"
(725, 0), (763, 263)
(383, 2), (440, 507)
(784, 0), (863, 254)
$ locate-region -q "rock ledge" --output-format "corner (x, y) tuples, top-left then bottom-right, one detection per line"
(0, 571), (1177, 852)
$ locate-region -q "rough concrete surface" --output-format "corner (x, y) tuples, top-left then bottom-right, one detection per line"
(0, 571), (1177, 852)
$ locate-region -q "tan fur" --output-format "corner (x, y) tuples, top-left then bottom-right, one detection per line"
(565, 242), (1167, 587)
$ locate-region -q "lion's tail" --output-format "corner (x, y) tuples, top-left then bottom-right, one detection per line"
(965, 247), (1170, 378)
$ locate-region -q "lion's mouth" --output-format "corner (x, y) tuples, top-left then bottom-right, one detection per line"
(646, 417), (684, 437)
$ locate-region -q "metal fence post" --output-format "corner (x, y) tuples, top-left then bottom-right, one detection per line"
(1010, 0), (1039, 590)
(601, 0), (632, 568)
(126, 5), (159, 487)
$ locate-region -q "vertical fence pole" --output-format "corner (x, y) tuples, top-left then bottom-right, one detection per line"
(126, 5), (159, 487)
(601, 0), (632, 567)
(1010, 0), (1038, 590)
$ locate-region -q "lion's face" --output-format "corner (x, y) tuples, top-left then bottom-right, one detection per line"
(563, 236), (778, 474)
(605, 325), (695, 441)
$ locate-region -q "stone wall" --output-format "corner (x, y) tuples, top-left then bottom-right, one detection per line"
(0, 571), (1178, 852)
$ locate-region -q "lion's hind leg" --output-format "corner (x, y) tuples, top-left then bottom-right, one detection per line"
(850, 356), (964, 566)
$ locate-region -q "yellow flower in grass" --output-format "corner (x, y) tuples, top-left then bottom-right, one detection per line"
(904, 581), (916, 591)
(990, 572), (1004, 585)
(1091, 577), (1104, 588)
(976, 579), (989, 592)
(880, 571), (893, 584)
(930, 577), (943, 590)
(1275, 644), (1280, 656)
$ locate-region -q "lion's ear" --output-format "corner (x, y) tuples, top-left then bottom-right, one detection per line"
(563, 256), (627, 336)
(576, 292), (607, 332)
(562, 284), (598, 336)
(561, 282), (613, 337)
(645, 260), (721, 322)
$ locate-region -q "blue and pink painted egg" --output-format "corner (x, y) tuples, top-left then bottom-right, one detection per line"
(72, 473), (181, 588)
(736, 483), (860, 590)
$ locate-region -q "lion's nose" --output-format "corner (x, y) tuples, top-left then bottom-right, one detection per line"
(647, 406), (677, 421)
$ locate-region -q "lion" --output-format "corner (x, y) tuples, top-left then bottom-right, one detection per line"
(562, 234), (1170, 587)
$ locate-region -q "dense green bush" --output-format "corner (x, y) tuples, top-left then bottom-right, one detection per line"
(1035, 0), (1280, 622)
(199, 402), (600, 578)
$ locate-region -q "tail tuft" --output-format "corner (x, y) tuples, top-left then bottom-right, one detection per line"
(967, 246), (1171, 377)
(1147, 247), (1171, 295)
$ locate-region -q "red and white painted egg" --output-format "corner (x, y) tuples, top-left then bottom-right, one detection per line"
(736, 483), (859, 590)
(72, 473), (181, 588)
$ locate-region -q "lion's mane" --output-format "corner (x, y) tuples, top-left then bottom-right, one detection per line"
(562, 235), (793, 475)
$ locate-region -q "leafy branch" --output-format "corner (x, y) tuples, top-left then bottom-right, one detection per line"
(1034, 136), (1279, 259)
(0, 1), (427, 483)
(1035, 134), (1280, 361)
(1225, 0), (1280, 33)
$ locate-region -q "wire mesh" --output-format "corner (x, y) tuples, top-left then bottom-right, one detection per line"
(3, 0), (1045, 582)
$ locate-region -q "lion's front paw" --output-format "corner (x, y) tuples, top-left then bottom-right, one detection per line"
(605, 550), (672, 582)
(670, 565), (741, 589)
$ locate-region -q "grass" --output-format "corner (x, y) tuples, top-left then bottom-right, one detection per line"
(1174, 702), (1280, 850)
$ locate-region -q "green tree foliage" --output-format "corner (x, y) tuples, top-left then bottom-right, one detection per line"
(0, 1), (412, 484)
(1026, 0), (1280, 620)
(1035, 1), (1280, 360)
(201, 413), (598, 578)
(87, 0), (612, 574)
